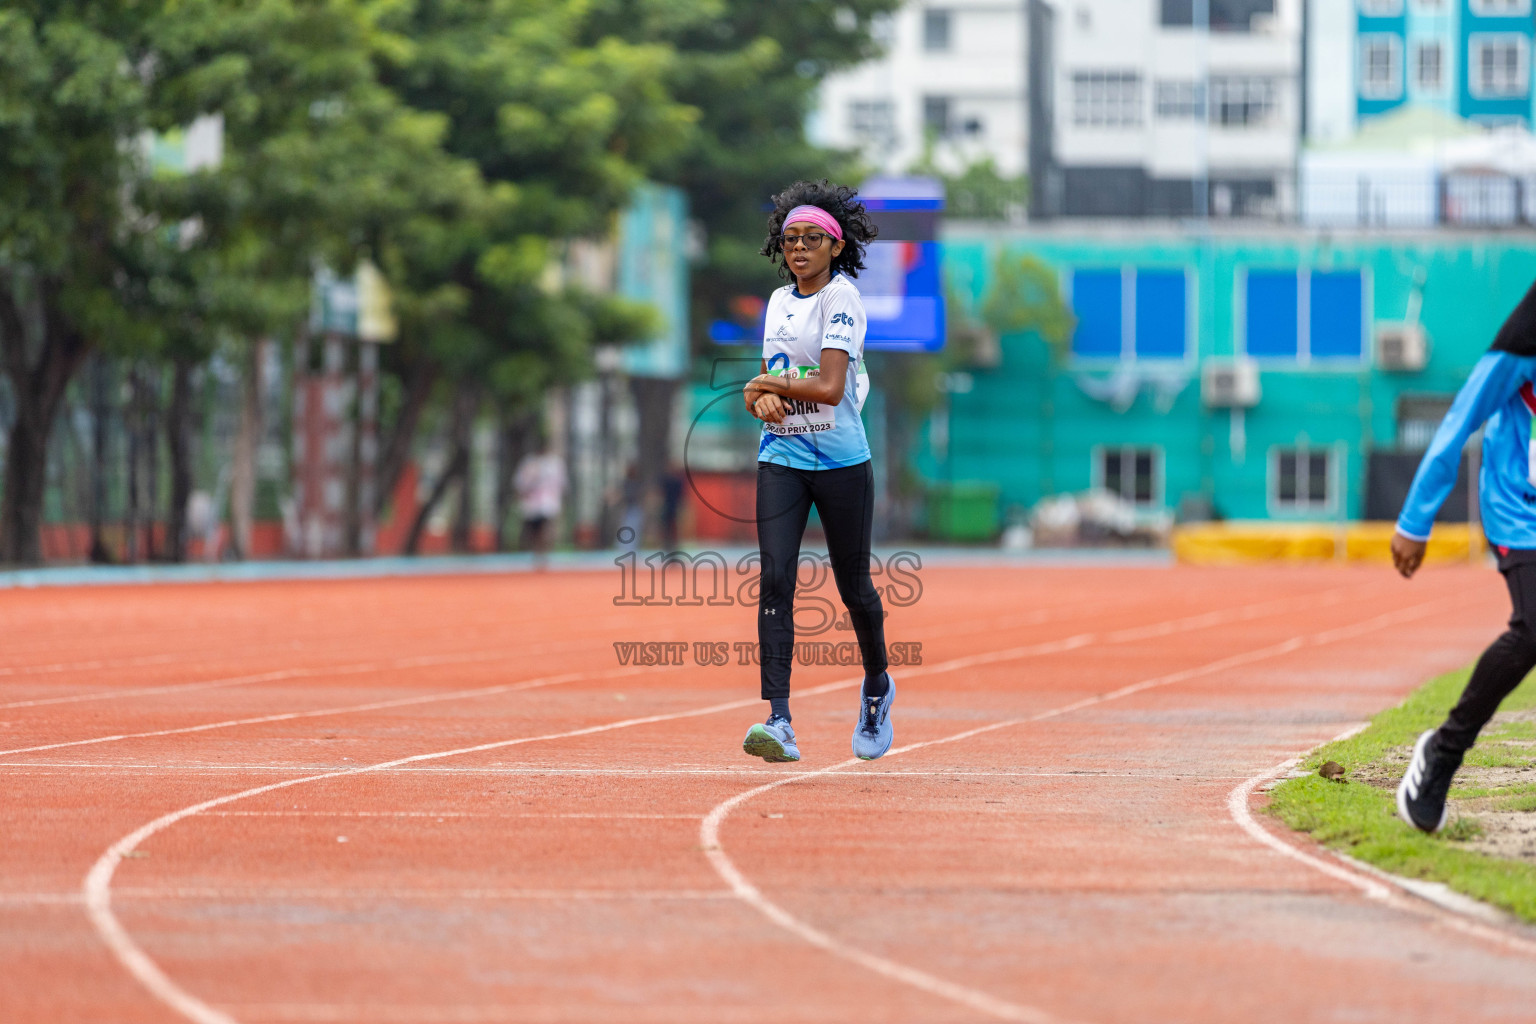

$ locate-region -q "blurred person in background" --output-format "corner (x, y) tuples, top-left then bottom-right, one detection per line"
(515, 438), (565, 567)
(739, 180), (895, 765)
(620, 464), (645, 552)
(1392, 280), (1536, 832)
(659, 461), (684, 551)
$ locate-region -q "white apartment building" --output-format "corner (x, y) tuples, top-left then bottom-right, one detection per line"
(811, 2), (1038, 180)
(1050, 0), (1302, 217)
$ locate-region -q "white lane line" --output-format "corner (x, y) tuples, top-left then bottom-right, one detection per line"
(80, 674), (869, 1024)
(1225, 724), (1391, 901)
(4, 888), (731, 906)
(220, 1004), (725, 1023)
(0, 647), (533, 711)
(203, 811), (704, 819)
(0, 619), (689, 711)
(701, 781), (1071, 1024)
(1227, 735), (1536, 958)
(698, 598), (1458, 1024)
(13, 586), (1362, 761)
(3, 763), (1252, 780)
(80, 587), (1417, 1024)
(0, 664), (665, 757)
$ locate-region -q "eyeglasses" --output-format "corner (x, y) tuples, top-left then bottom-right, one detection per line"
(778, 231), (829, 251)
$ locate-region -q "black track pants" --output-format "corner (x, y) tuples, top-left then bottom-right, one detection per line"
(755, 460), (887, 700)
(1437, 559), (1536, 754)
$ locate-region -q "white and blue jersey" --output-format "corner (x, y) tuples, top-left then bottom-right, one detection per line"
(1398, 350), (1536, 549)
(757, 273), (872, 471)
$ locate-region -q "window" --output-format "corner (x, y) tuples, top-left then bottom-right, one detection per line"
(1155, 80), (1205, 119)
(922, 95), (952, 138)
(1358, 0), (1403, 13)
(1271, 449), (1333, 513)
(1070, 267), (1190, 361)
(1097, 447), (1162, 507)
(1242, 269), (1367, 363)
(1210, 76), (1276, 126)
(1162, 0), (1276, 29)
(1162, 0), (1194, 23)
(1470, 35), (1529, 98)
(1360, 36), (1403, 99)
(1470, 0), (1530, 15)
(923, 8), (952, 51)
(849, 100), (896, 146)
(1071, 269), (1124, 358)
(1072, 71), (1143, 128)
(1135, 270), (1189, 358)
(1414, 41), (1444, 91)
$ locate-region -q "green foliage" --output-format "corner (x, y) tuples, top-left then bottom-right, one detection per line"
(944, 249), (1075, 367)
(1266, 665), (1536, 923)
(908, 155), (1027, 223)
(591, 0), (904, 338)
(0, 0), (905, 560)
(981, 253), (1074, 350)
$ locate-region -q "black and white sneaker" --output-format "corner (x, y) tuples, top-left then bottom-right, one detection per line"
(743, 715), (800, 763)
(1396, 729), (1462, 833)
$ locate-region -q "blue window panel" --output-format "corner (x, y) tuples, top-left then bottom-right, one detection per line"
(1134, 270), (1187, 359)
(1245, 271), (1299, 358)
(1309, 271), (1364, 359)
(1071, 269), (1123, 358)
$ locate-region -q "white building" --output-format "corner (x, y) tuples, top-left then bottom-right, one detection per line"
(811, 2), (1037, 180)
(1049, 0), (1303, 217)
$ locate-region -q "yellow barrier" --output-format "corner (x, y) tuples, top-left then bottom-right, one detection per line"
(1171, 522), (1481, 566)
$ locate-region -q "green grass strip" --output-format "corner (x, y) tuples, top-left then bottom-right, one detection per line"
(1266, 666), (1536, 923)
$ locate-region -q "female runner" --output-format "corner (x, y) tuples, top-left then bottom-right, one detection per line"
(739, 180), (893, 763)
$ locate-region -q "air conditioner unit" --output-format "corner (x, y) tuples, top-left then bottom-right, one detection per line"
(1376, 322), (1428, 372)
(1201, 358), (1260, 409)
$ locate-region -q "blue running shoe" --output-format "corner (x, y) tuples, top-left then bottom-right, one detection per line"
(743, 715), (800, 762)
(852, 675), (895, 760)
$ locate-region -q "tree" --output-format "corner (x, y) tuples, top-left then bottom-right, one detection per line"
(0, 0), (465, 564)
(365, 0), (700, 547)
(0, 3), (160, 563)
(580, 0), (903, 497)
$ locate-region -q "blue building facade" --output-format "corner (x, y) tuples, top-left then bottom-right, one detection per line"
(921, 225), (1536, 526)
(1357, 0), (1535, 128)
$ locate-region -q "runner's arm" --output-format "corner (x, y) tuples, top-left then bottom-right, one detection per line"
(1397, 351), (1532, 541)
(744, 359), (768, 413)
(748, 350), (849, 407)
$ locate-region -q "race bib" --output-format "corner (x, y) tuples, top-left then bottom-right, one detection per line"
(764, 365), (835, 436)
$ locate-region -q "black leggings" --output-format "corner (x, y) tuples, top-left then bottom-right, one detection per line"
(756, 460), (887, 700)
(1437, 559), (1536, 753)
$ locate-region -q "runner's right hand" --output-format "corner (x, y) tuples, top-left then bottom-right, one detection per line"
(753, 393), (786, 424)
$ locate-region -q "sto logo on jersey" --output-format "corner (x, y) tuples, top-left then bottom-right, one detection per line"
(830, 312), (855, 327)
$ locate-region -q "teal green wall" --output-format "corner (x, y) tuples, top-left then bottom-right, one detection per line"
(929, 229), (1536, 521)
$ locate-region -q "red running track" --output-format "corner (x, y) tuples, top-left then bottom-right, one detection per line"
(2, 563), (1535, 1023)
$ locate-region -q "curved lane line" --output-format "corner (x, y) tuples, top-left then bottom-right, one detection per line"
(82, 587), (1424, 1023)
(699, 599), (1462, 1022)
(1228, 737), (1536, 958)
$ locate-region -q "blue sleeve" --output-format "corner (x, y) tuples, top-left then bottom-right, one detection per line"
(1396, 351), (1535, 540)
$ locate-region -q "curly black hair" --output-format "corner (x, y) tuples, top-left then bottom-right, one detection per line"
(759, 179), (878, 281)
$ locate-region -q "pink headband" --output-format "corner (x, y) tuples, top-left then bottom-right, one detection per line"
(783, 205), (843, 240)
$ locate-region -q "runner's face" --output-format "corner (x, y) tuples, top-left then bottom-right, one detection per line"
(781, 222), (844, 286)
